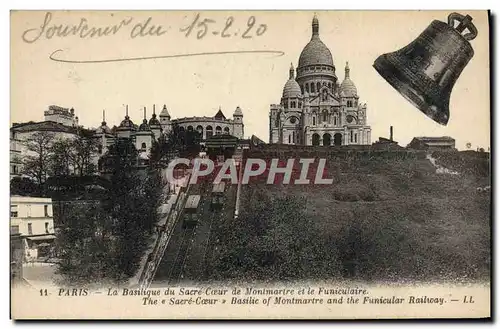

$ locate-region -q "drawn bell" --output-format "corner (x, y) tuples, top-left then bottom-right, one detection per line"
(373, 12), (478, 125)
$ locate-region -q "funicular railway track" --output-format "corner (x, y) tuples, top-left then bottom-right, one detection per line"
(167, 226), (196, 284)
(201, 157), (240, 280)
(176, 176), (221, 282)
(154, 151), (243, 284)
(164, 182), (203, 285)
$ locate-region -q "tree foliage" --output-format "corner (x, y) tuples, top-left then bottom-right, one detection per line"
(55, 201), (117, 285)
(55, 138), (165, 285)
(10, 177), (40, 196)
(50, 135), (99, 177)
(149, 124), (201, 164)
(209, 193), (341, 282)
(15, 131), (99, 196)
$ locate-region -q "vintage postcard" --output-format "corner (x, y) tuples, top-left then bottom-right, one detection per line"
(10, 10), (491, 319)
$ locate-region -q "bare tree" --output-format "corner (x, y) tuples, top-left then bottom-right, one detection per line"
(70, 135), (99, 176)
(50, 134), (100, 177)
(50, 139), (73, 176)
(20, 131), (55, 187)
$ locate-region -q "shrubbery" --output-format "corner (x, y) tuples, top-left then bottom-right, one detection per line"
(208, 153), (490, 284)
(432, 150), (490, 177)
(55, 139), (164, 286)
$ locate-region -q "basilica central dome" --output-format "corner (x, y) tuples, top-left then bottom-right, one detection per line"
(296, 15), (337, 88)
(297, 15), (334, 68)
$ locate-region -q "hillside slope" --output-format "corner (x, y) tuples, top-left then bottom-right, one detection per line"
(209, 150), (490, 284)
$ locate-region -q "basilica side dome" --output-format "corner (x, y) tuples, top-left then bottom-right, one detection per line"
(282, 64), (302, 99)
(339, 62), (358, 97)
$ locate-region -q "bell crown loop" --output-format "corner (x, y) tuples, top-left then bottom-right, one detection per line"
(447, 12), (478, 41)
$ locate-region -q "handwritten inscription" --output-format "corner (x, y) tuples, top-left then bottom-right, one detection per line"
(180, 13), (267, 39)
(22, 12), (134, 43)
(21, 12), (268, 43)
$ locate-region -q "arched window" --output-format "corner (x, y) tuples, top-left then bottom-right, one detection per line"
(216, 126), (222, 135)
(298, 102), (302, 108)
(322, 110), (328, 122)
(178, 126), (186, 140)
(317, 82), (321, 91)
(196, 125), (204, 138)
(354, 133), (358, 143)
(313, 116), (316, 125)
(141, 142), (146, 149)
(291, 101), (296, 108)
(305, 84), (309, 93)
(224, 127), (230, 134)
(187, 125), (193, 132)
(288, 134), (291, 144)
(311, 83), (315, 93)
(206, 125), (213, 138)
(312, 133), (320, 146)
(350, 130), (353, 142)
(275, 119), (279, 128)
(334, 116), (337, 126)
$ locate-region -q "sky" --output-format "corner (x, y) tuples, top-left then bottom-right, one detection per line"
(10, 10), (490, 150)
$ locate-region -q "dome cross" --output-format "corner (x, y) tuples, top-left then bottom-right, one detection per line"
(312, 14), (319, 37)
(289, 63), (295, 79)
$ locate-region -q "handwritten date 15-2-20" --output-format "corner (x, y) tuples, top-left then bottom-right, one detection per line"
(180, 14), (267, 39)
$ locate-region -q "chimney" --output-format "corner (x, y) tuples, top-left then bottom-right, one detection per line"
(390, 126), (393, 141)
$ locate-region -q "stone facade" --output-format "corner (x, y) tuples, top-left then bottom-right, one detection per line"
(10, 106), (82, 180)
(10, 104), (245, 178)
(269, 15), (371, 146)
(164, 107), (244, 141)
(95, 104), (244, 159)
(407, 137), (456, 150)
(10, 196), (55, 261)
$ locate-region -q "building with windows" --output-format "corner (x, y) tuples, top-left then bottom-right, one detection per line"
(269, 15), (372, 146)
(10, 104), (245, 178)
(165, 106), (244, 142)
(10, 105), (84, 180)
(407, 136), (456, 151)
(10, 196), (55, 261)
(94, 104), (244, 163)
